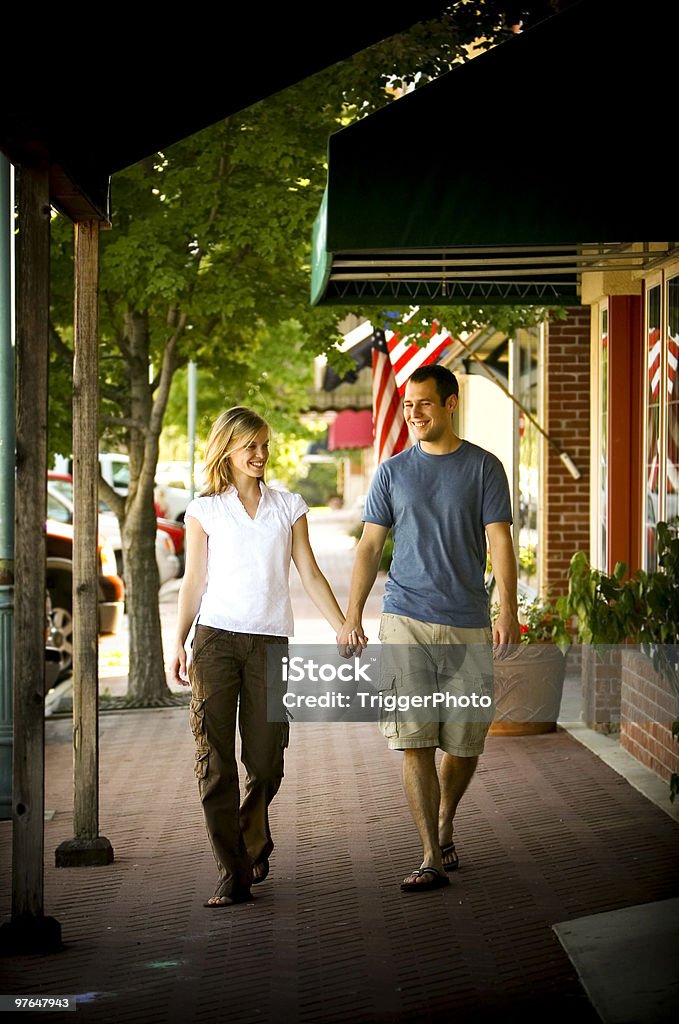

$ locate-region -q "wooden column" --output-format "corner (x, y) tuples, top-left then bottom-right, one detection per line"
(55, 221), (113, 867)
(0, 164), (61, 952)
(0, 155), (14, 822)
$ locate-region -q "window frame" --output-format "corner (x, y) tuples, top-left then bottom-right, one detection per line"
(642, 263), (679, 569)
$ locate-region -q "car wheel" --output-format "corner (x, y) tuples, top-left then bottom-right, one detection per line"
(49, 602), (73, 680)
(46, 562), (74, 680)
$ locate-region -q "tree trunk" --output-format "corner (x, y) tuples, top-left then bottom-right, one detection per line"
(110, 308), (181, 705)
(122, 488), (171, 704)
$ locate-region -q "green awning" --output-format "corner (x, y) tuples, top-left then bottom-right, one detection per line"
(311, 0), (678, 306)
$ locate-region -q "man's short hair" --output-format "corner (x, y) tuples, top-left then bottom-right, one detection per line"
(408, 364), (459, 404)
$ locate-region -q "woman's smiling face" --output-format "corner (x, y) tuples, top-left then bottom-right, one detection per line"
(228, 426), (270, 481)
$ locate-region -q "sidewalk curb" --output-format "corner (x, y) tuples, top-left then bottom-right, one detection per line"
(559, 720), (679, 823)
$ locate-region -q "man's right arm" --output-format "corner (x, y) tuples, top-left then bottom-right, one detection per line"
(337, 522), (389, 649)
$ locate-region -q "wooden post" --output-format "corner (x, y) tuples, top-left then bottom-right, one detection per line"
(0, 155), (14, 822)
(0, 164), (62, 953)
(55, 220), (113, 867)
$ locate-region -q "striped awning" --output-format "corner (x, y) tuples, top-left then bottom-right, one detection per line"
(327, 410), (374, 450)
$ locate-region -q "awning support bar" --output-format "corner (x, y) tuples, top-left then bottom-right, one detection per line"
(453, 331), (581, 480)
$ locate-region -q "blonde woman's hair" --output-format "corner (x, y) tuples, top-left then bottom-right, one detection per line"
(200, 406), (269, 495)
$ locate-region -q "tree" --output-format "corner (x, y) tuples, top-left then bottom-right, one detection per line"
(49, 0), (572, 703)
(162, 319), (319, 454)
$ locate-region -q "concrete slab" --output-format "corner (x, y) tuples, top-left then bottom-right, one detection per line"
(554, 898), (679, 1023)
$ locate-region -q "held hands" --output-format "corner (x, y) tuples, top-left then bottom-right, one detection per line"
(336, 618), (369, 659)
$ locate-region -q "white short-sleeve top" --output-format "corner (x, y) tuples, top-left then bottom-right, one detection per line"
(185, 483), (308, 637)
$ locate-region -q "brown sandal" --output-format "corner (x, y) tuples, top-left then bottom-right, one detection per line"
(400, 867), (450, 892)
(252, 839), (273, 885)
(252, 857), (270, 885)
(440, 843), (459, 872)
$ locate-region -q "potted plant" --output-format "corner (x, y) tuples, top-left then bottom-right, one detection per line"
(561, 522), (678, 799)
(489, 595), (571, 736)
(559, 552), (642, 646)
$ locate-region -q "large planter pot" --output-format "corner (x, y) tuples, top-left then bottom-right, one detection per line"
(489, 644), (566, 736)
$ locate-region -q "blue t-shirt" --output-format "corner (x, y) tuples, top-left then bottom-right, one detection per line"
(363, 441), (512, 628)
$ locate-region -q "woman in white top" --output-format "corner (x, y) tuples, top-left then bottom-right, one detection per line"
(171, 407), (347, 907)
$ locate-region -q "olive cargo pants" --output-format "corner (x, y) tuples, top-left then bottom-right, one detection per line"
(189, 624), (289, 894)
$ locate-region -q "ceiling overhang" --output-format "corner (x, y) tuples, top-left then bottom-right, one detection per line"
(1, 2), (449, 222)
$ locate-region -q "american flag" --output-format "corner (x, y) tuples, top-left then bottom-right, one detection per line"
(669, 330), (679, 399)
(667, 329), (679, 495)
(371, 322), (452, 462)
(372, 330), (409, 463)
(646, 325), (679, 493)
(647, 325), (661, 493)
(648, 325), (662, 402)
(386, 322), (453, 396)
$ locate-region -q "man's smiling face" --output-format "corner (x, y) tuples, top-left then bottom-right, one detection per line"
(403, 377), (457, 446)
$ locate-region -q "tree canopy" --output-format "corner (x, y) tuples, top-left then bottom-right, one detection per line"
(50, 0), (570, 455)
(47, 0), (572, 699)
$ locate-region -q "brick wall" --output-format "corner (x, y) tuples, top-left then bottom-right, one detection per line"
(621, 648), (679, 783)
(543, 308), (591, 598)
(581, 644), (621, 734)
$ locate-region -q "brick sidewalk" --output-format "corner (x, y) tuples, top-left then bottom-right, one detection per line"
(4, 510), (679, 1021)
(1, 706), (678, 1023)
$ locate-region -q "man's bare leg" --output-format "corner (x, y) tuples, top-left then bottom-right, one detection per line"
(438, 753), (478, 868)
(401, 747), (445, 884)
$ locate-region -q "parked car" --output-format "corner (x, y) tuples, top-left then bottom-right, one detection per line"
(99, 452), (192, 522)
(153, 530), (180, 586)
(44, 641), (63, 692)
(156, 517), (185, 576)
(44, 592), (64, 692)
(155, 460), (205, 521)
(47, 475), (181, 586)
(156, 460), (205, 492)
(46, 518), (124, 679)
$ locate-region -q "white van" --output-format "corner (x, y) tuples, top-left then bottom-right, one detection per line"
(98, 452), (131, 495)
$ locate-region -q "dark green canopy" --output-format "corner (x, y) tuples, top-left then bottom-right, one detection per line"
(312, 0), (677, 306)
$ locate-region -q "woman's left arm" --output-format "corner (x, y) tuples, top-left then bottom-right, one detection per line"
(291, 515), (346, 634)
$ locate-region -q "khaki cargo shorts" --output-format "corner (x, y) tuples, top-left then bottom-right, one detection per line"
(377, 612), (494, 757)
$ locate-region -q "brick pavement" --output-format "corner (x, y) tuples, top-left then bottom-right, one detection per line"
(3, 509), (679, 1021)
(1, 707), (678, 1023)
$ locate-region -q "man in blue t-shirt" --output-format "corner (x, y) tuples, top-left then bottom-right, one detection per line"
(338, 364), (519, 892)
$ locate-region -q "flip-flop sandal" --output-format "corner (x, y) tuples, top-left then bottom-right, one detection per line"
(440, 842), (459, 872)
(400, 867), (450, 892)
(252, 857), (270, 886)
